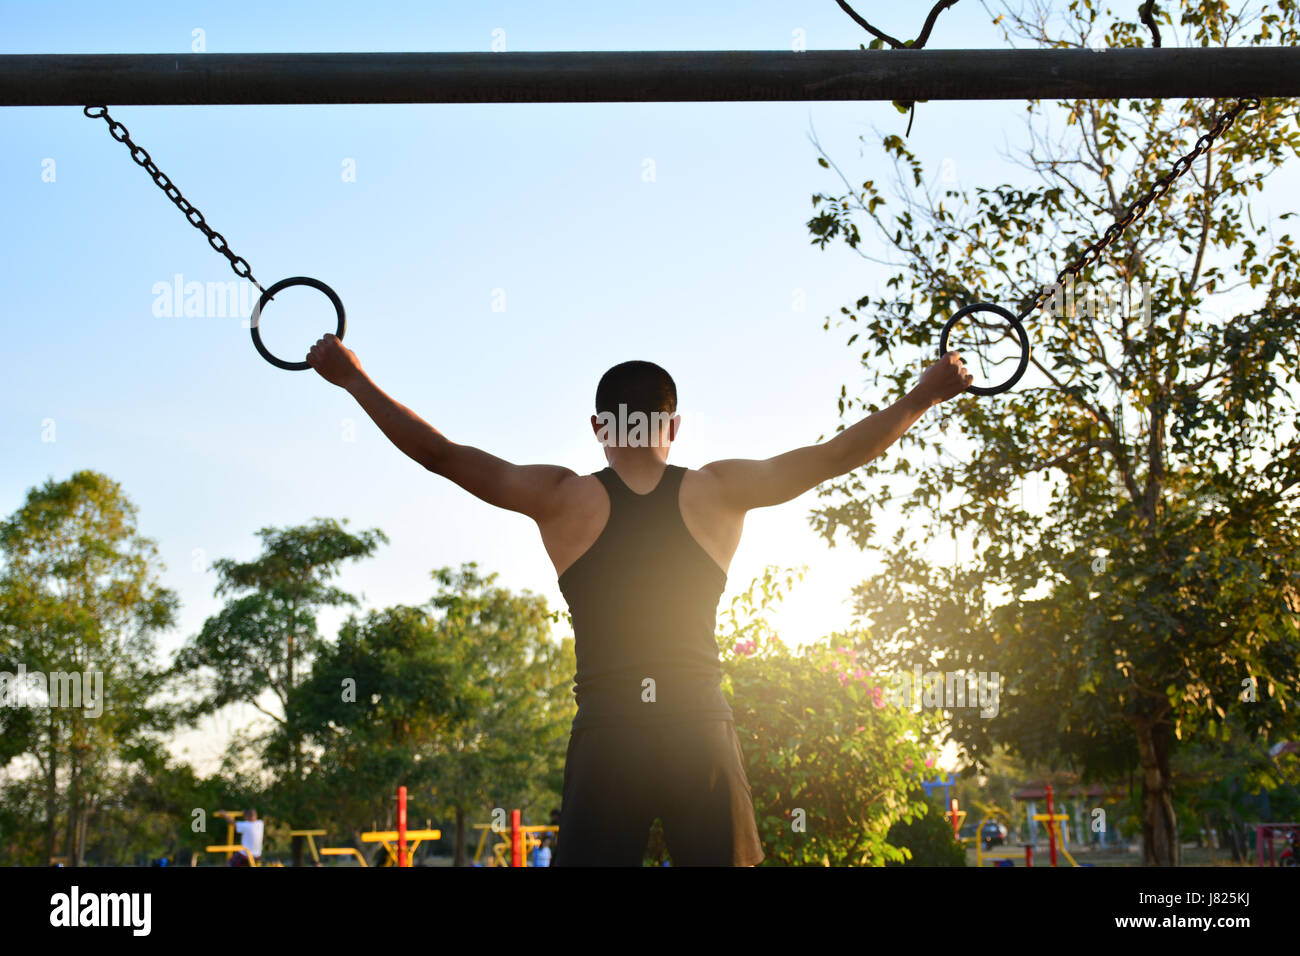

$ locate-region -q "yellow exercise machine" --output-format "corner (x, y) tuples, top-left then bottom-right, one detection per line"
(472, 822), (559, 867)
(203, 808), (259, 866)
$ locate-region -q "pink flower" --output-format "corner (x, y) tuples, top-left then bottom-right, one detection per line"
(732, 639), (756, 657)
(853, 668), (866, 681)
(838, 673), (851, 686)
(863, 668), (874, 678)
(924, 756), (936, 769)
(904, 759), (913, 771)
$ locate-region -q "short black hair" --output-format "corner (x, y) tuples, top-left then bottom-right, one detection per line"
(595, 361), (677, 417)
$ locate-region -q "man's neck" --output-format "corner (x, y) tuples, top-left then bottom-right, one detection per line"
(605, 448), (671, 488)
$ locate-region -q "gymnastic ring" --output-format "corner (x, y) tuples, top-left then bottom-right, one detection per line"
(938, 302), (1030, 397)
(249, 276), (346, 371)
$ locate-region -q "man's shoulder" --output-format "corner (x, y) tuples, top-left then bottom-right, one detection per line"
(679, 463), (727, 498)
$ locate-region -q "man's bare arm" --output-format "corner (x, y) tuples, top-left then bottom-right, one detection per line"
(702, 353), (972, 512)
(307, 335), (574, 522)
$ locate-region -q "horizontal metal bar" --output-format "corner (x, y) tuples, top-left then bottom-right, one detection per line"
(1, 48), (1296, 106)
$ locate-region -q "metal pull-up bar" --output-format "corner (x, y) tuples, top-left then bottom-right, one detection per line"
(1, 48), (1297, 106)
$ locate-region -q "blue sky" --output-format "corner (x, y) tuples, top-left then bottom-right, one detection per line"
(7, 1), (1285, 768)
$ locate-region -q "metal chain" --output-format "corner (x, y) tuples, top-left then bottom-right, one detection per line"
(1017, 96), (1260, 321)
(83, 105), (266, 294)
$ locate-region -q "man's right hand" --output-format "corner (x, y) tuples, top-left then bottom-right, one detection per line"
(917, 351), (974, 407)
(307, 334), (363, 389)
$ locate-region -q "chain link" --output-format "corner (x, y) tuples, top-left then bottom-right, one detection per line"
(83, 105), (265, 293)
(1017, 96), (1260, 321)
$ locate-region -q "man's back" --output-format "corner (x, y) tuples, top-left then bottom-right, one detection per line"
(558, 463), (733, 729)
(534, 461), (744, 580)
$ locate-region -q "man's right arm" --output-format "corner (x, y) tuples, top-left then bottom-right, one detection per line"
(309, 335), (576, 523)
(346, 372), (576, 519)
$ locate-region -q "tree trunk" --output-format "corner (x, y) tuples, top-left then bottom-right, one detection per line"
(44, 714), (58, 865)
(76, 796), (89, 866)
(64, 754), (80, 867)
(454, 806), (468, 867)
(1227, 809), (1248, 864)
(286, 599), (300, 783)
(1220, 813), (1245, 863)
(1135, 718), (1179, 865)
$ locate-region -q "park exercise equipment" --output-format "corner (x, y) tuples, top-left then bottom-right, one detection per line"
(472, 813), (559, 867)
(972, 803), (1021, 868)
(202, 814), (330, 866)
(317, 787), (441, 867)
(203, 808), (259, 866)
(289, 828), (327, 865)
(972, 794), (1083, 868)
(319, 830), (443, 867)
(320, 846), (369, 866)
(355, 828), (444, 866)
(943, 797), (965, 841)
(2, 9), (1293, 386)
(1030, 784), (1080, 868)
(1255, 823), (1300, 866)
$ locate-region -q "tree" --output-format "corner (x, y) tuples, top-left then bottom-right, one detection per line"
(292, 564), (574, 865)
(173, 518), (386, 796)
(1174, 717), (1300, 862)
(289, 604), (461, 855)
(421, 565), (574, 865)
(806, 1), (1300, 864)
(0, 471), (177, 865)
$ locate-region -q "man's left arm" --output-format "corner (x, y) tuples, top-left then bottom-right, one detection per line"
(700, 352), (972, 512)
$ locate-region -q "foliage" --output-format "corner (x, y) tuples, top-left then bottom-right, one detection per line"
(718, 568), (933, 865)
(806, 0), (1300, 864)
(0, 471), (178, 865)
(172, 518), (386, 800)
(291, 563), (574, 864)
(885, 795), (967, 866)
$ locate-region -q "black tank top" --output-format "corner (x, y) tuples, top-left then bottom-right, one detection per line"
(558, 464), (734, 729)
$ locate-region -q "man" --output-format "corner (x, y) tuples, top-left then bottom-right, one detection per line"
(307, 336), (972, 866)
(218, 808), (263, 866)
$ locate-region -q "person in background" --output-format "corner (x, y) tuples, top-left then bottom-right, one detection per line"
(532, 833), (553, 868)
(219, 808), (264, 866)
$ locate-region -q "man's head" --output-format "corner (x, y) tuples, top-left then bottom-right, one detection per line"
(592, 360), (680, 456)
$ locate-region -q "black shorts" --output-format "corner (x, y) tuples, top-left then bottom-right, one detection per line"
(552, 719), (764, 867)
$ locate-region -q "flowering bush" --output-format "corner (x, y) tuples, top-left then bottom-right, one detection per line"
(717, 568), (932, 866)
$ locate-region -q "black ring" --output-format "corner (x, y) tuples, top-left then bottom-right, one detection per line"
(938, 302), (1030, 397)
(249, 276), (346, 371)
